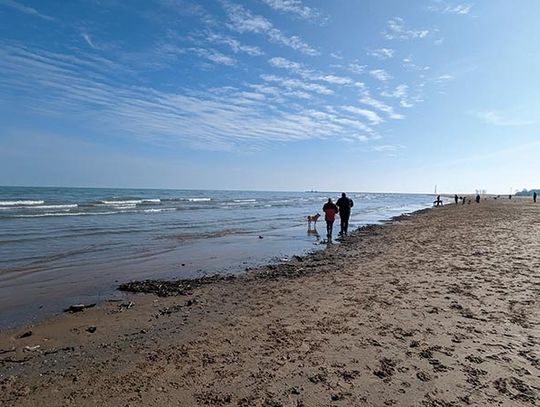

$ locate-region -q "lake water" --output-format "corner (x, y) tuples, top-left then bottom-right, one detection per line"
(0, 187), (437, 328)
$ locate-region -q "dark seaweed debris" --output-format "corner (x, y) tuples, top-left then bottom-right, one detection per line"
(118, 275), (235, 297)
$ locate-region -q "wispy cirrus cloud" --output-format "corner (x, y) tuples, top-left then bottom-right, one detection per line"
(0, 43), (381, 150)
(189, 47), (237, 66)
(435, 74), (454, 82)
(475, 111), (535, 127)
(261, 0), (323, 22)
(342, 106), (384, 125)
(268, 57), (356, 86)
(360, 92), (404, 120)
(261, 74), (333, 95)
(427, 0), (472, 15)
(368, 48), (395, 59)
(82, 33), (99, 50)
(204, 31), (264, 56)
(383, 17), (429, 40)
(222, 1), (319, 55)
(0, 0), (54, 20)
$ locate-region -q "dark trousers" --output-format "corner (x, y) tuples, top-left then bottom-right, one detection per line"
(326, 220), (334, 238)
(340, 211), (350, 235)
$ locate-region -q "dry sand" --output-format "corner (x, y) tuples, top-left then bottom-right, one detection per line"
(1, 198), (539, 406)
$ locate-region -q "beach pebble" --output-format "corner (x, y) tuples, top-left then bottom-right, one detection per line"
(17, 331), (32, 339)
(86, 326), (97, 333)
(64, 304), (96, 313)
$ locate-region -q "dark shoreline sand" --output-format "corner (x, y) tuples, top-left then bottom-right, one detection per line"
(1, 199), (539, 406)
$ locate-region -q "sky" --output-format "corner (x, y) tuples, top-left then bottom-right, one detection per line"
(1, 0), (540, 194)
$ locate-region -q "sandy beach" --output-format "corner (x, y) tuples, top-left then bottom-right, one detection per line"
(1, 198), (539, 406)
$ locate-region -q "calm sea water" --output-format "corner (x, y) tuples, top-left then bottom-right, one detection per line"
(0, 186), (437, 328)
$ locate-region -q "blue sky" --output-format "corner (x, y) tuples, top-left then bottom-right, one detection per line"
(1, 0), (539, 193)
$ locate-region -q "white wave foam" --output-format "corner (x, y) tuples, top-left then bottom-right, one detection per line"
(0, 200), (45, 206)
(101, 200), (142, 205)
(233, 199), (256, 203)
(187, 198), (211, 202)
(15, 211), (117, 218)
(33, 204), (78, 210)
(142, 199), (161, 203)
(143, 208), (176, 213)
(111, 205), (137, 210)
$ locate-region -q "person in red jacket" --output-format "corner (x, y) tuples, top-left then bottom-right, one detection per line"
(322, 198), (339, 240)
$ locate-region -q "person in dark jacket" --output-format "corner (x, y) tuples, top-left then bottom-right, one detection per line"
(454, 194), (459, 204)
(534, 191), (537, 203)
(322, 198), (338, 240)
(336, 192), (354, 236)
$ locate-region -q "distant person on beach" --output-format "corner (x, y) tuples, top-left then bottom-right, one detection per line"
(534, 192), (537, 203)
(509, 195), (512, 200)
(476, 194), (481, 203)
(433, 195), (443, 207)
(323, 198), (339, 240)
(454, 194), (459, 204)
(462, 196), (466, 205)
(336, 193), (354, 236)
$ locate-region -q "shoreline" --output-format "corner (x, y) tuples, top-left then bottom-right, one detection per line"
(1, 199), (538, 406)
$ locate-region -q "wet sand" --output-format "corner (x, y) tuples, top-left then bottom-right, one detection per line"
(1, 198), (539, 406)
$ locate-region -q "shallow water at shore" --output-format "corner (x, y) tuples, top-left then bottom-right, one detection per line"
(0, 187), (437, 328)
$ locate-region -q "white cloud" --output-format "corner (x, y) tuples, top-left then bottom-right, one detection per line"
(261, 0), (322, 21)
(267, 28), (319, 55)
(384, 17), (429, 40)
(381, 84), (416, 108)
(435, 74), (454, 81)
(268, 57), (353, 85)
(345, 63), (366, 74)
(371, 144), (405, 155)
(317, 75), (352, 85)
(190, 47), (236, 66)
(342, 106), (384, 125)
(360, 93), (404, 120)
(382, 84), (408, 98)
(368, 48), (395, 59)
(269, 56), (304, 72)
(370, 69), (392, 81)
(224, 2), (272, 33)
(428, 1), (472, 15)
(403, 55), (430, 71)
(205, 32), (264, 56)
(82, 33), (98, 50)
(261, 74), (333, 95)
(0, 0), (54, 20)
(223, 2), (319, 55)
(475, 111), (535, 127)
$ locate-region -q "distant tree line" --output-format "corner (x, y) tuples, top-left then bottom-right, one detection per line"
(515, 189), (540, 196)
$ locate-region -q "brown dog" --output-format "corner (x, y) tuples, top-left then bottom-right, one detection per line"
(307, 213), (321, 228)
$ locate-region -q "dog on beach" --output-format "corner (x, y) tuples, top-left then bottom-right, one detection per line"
(307, 213), (321, 228)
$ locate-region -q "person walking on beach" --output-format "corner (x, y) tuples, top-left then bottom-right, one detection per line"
(534, 191), (537, 203)
(454, 194), (459, 204)
(323, 198), (339, 240)
(336, 193), (354, 236)
(476, 194), (481, 203)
